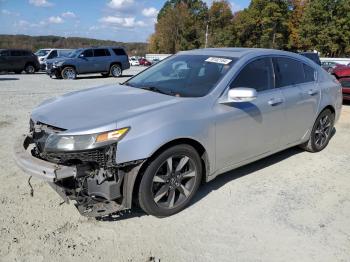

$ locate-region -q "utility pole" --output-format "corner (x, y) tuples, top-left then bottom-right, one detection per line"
(205, 22), (209, 48)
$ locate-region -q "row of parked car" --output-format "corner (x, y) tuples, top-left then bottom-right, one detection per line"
(0, 47), (157, 80)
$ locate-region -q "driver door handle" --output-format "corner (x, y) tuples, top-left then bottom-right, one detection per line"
(268, 97), (284, 106)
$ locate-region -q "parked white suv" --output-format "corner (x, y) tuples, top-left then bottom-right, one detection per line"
(35, 49), (73, 70)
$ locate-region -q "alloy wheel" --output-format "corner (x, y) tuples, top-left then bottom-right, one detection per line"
(25, 65), (35, 74)
(62, 68), (76, 79)
(111, 65), (122, 77)
(151, 155), (197, 209)
(314, 115), (332, 148)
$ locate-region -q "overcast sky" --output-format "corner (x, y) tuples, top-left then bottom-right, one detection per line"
(0, 0), (249, 42)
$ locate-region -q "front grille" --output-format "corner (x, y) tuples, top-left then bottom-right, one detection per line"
(44, 149), (107, 165)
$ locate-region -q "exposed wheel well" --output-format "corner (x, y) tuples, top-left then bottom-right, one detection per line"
(62, 65), (76, 70)
(131, 138), (209, 206)
(110, 62), (122, 69)
(322, 105), (335, 116)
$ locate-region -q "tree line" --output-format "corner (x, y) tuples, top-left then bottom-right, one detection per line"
(148, 0), (350, 57)
(0, 34), (148, 56)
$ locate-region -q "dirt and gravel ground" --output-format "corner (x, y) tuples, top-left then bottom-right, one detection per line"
(0, 69), (349, 262)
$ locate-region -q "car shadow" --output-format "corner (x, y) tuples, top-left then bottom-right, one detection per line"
(0, 77), (19, 81)
(190, 146), (305, 207)
(98, 145), (308, 222)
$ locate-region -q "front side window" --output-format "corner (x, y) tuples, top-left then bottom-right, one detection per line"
(81, 49), (93, 57)
(126, 55), (236, 97)
(35, 49), (50, 56)
(0, 50), (9, 56)
(274, 57), (305, 87)
(230, 58), (274, 92)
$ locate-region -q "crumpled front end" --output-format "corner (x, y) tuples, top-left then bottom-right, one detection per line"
(13, 121), (144, 217)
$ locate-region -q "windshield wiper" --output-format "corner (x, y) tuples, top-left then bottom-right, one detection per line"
(140, 86), (174, 96)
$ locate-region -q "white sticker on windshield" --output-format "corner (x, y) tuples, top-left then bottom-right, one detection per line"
(205, 57), (232, 65)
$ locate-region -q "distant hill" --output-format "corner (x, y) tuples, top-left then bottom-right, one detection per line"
(0, 34), (148, 56)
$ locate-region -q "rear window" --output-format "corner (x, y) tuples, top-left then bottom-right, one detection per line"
(93, 49), (110, 57)
(113, 48), (127, 56)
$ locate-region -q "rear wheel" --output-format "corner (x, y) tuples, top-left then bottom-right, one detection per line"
(138, 145), (202, 217)
(24, 64), (35, 74)
(61, 67), (77, 80)
(110, 64), (122, 77)
(300, 109), (334, 152)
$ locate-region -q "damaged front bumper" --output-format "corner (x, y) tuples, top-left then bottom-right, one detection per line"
(14, 135), (77, 182)
(13, 134), (144, 217)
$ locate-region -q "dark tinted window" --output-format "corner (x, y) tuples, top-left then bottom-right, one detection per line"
(47, 50), (57, 59)
(113, 48), (127, 56)
(0, 50), (9, 56)
(304, 64), (315, 82)
(11, 50), (23, 56)
(81, 49), (93, 57)
(93, 49), (109, 56)
(274, 57), (305, 87)
(230, 58), (274, 92)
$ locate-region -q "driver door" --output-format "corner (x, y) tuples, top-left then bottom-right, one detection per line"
(76, 49), (94, 73)
(214, 57), (284, 170)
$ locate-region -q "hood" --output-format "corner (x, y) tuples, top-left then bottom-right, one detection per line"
(31, 84), (181, 132)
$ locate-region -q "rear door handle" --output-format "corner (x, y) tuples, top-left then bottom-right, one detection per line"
(308, 89), (319, 96)
(268, 98), (284, 106)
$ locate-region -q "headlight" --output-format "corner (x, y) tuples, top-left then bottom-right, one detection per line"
(44, 127), (130, 152)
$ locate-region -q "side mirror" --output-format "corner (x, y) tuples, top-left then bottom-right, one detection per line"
(225, 88), (257, 103)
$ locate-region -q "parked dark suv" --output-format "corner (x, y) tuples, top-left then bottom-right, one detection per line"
(0, 49), (40, 74)
(46, 46), (130, 79)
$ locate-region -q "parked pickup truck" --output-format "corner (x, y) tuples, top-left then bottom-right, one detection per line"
(46, 46), (130, 79)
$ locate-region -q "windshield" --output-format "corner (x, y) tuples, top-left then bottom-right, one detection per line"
(67, 49), (82, 58)
(59, 50), (73, 57)
(35, 49), (50, 56)
(125, 54), (236, 97)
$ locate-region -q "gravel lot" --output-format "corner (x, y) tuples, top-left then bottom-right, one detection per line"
(0, 68), (349, 262)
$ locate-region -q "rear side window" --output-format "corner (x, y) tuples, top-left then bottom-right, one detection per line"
(81, 49), (93, 57)
(304, 64), (316, 82)
(274, 57), (305, 87)
(230, 58), (274, 92)
(93, 49), (109, 56)
(113, 48), (127, 56)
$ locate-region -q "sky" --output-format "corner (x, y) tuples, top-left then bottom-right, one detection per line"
(0, 0), (250, 43)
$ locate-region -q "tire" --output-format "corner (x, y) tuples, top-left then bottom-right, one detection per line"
(110, 64), (122, 77)
(61, 67), (77, 80)
(24, 64), (35, 74)
(101, 72), (110, 77)
(138, 144), (202, 217)
(300, 109), (335, 152)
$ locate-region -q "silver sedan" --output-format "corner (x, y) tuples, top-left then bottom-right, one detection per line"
(14, 48), (343, 218)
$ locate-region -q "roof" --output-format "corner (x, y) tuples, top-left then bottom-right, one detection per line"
(180, 47), (304, 59)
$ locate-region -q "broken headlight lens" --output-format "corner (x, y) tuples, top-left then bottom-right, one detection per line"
(44, 127), (130, 152)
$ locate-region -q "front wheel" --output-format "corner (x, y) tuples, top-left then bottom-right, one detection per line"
(110, 64), (122, 77)
(138, 145), (202, 217)
(61, 67), (77, 80)
(300, 109), (335, 152)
